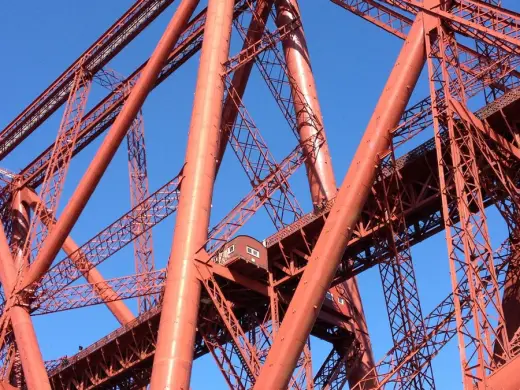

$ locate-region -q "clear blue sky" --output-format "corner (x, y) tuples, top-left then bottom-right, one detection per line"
(1, 1), (519, 388)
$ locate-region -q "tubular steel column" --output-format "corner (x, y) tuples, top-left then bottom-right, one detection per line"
(275, 0), (336, 206)
(0, 223), (50, 388)
(254, 15), (427, 389)
(148, 0), (235, 388)
(21, 0), (199, 288)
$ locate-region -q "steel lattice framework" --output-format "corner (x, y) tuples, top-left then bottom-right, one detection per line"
(1, 0), (520, 388)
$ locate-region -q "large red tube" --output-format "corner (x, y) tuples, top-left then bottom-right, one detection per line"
(253, 14), (427, 389)
(0, 223), (50, 388)
(276, 0), (336, 207)
(478, 353), (520, 390)
(21, 0), (200, 288)
(502, 246), (520, 340)
(21, 189), (135, 325)
(149, 0), (235, 388)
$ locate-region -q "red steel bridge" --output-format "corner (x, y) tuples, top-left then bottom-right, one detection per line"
(1, 0), (520, 388)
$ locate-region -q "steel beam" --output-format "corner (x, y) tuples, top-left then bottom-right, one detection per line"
(149, 0), (235, 387)
(276, 0), (336, 206)
(502, 244), (520, 342)
(0, 0), (175, 159)
(253, 14), (427, 389)
(10, 191), (29, 271)
(0, 222), (49, 388)
(21, 189), (135, 325)
(276, 0), (376, 383)
(217, 0), (275, 170)
(374, 151), (435, 389)
(126, 112), (156, 313)
(20, 0), (199, 288)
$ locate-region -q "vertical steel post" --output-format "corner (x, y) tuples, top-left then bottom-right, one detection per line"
(374, 149), (435, 388)
(275, 0), (336, 206)
(0, 222), (50, 388)
(149, 0), (235, 388)
(254, 15), (427, 389)
(21, 0), (200, 288)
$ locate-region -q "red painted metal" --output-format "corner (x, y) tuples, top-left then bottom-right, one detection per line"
(425, 6), (509, 385)
(275, 0), (336, 207)
(0, 216), (49, 388)
(22, 65), (92, 269)
(253, 14), (427, 388)
(374, 148), (434, 388)
(149, 0), (234, 387)
(10, 191), (29, 271)
(218, 0), (274, 168)
(21, 0), (199, 289)
(14, 8), (207, 191)
(8, 90), (516, 387)
(330, 0), (520, 91)
(3, 0), (520, 388)
(126, 112), (156, 313)
(0, 0), (176, 160)
(21, 189), (136, 325)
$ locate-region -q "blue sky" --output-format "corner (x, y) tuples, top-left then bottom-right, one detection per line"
(1, 0), (519, 388)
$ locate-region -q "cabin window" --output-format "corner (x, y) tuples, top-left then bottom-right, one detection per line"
(246, 246), (260, 258)
(226, 245), (235, 255)
(326, 291), (333, 300)
(338, 297), (345, 305)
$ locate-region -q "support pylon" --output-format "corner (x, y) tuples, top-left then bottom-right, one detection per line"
(276, 0), (376, 383)
(275, 0), (336, 206)
(0, 207), (50, 388)
(254, 14), (427, 389)
(149, 0), (234, 387)
(126, 112), (156, 313)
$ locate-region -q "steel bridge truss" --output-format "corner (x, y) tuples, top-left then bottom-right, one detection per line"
(1, 0), (520, 389)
